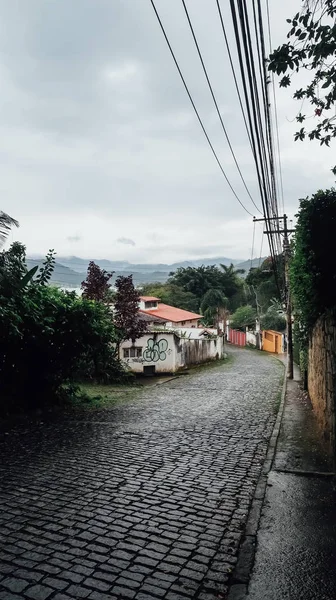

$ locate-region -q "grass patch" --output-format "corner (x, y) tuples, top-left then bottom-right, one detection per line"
(64, 381), (142, 410)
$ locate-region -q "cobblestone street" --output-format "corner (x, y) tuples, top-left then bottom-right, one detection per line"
(0, 348), (283, 600)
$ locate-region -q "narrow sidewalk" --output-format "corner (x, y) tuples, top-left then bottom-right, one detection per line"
(230, 363), (336, 600)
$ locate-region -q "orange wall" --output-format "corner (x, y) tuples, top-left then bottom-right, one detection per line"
(262, 330), (282, 353)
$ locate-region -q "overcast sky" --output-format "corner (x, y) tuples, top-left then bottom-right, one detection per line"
(1, 0), (334, 263)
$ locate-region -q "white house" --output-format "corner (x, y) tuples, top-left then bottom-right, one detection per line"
(121, 331), (224, 375)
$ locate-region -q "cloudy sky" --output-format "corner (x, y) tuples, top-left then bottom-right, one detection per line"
(1, 0), (334, 263)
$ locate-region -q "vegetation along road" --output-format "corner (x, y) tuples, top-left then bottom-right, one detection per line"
(0, 347), (283, 600)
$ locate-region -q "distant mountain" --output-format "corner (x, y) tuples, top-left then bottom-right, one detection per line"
(46, 256), (244, 274)
(26, 255), (268, 288)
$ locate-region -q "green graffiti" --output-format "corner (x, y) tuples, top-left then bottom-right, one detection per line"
(143, 338), (168, 362)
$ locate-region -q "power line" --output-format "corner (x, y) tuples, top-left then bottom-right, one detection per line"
(229, 0), (282, 296)
(181, 0), (262, 215)
(149, 0), (255, 217)
(266, 0), (285, 216)
(215, 0), (253, 153)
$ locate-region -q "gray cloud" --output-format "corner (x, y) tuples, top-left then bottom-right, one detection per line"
(0, 0), (334, 262)
(67, 235), (81, 243)
(117, 237), (136, 247)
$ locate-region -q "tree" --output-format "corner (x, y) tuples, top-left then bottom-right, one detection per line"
(168, 265), (222, 302)
(114, 275), (147, 343)
(168, 263), (243, 309)
(269, 1), (336, 160)
(245, 256), (283, 314)
(201, 289), (227, 328)
(230, 305), (257, 331)
(261, 305), (286, 332)
(81, 261), (113, 302)
(0, 211), (19, 248)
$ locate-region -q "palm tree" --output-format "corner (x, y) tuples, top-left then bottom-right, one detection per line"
(0, 212), (19, 248)
(201, 289), (227, 330)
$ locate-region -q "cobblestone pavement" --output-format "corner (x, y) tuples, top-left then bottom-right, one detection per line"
(0, 348), (283, 600)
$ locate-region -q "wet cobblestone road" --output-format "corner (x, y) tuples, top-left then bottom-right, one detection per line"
(0, 348), (283, 600)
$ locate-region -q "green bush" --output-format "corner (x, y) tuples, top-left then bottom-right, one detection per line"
(0, 243), (127, 411)
(261, 306), (286, 332)
(290, 188), (336, 347)
(230, 305), (256, 331)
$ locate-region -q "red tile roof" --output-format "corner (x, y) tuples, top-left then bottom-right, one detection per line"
(139, 303), (202, 323)
(140, 296), (160, 302)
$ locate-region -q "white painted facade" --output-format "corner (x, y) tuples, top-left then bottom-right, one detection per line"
(121, 331), (224, 374)
(246, 331), (257, 346)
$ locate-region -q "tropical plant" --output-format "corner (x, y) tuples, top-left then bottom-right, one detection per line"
(201, 289), (227, 327)
(168, 263), (244, 309)
(0, 211), (19, 248)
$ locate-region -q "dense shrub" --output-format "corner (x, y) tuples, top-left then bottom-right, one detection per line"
(230, 305), (257, 331)
(290, 188), (336, 345)
(0, 243), (127, 411)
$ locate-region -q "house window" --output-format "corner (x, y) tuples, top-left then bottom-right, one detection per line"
(181, 321), (186, 326)
(145, 301), (158, 309)
(123, 347), (142, 358)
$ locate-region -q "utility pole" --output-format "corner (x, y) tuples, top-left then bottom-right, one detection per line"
(253, 214), (295, 379)
(283, 214), (294, 379)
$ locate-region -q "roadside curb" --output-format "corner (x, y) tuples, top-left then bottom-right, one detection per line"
(228, 361), (288, 599)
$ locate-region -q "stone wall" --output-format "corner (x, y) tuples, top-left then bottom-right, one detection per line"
(308, 310), (336, 453)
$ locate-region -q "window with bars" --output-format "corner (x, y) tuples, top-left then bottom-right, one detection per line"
(123, 347), (143, 358)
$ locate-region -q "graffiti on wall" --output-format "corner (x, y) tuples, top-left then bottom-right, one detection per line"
(143, 338), (169, 362)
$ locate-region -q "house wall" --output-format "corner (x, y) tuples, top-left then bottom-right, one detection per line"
(121, 333), (176, 373)
(176, 337), (224, 368)
(308, 311), (336, 454)
(262, 330), (283, 354)
(246, 331), (257, 347)
(173, 327), (217, 339)
(173, 319), (199, 328)
(121, 332), (224, 374)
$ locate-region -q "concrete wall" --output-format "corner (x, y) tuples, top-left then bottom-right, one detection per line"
(121, 333), (176, 374)
(173, 327), (217, 339)
(308, 311), (336, 453)
(246, 331), (257, 347)
(121, 331), (224, 374)
(176, 336), (224, 369)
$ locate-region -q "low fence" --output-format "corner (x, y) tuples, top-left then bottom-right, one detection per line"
(228, 328), (246, 347)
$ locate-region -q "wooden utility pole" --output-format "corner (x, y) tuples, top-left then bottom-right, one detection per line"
(253, 214), (295, 379)
(283, 214), (293, 379)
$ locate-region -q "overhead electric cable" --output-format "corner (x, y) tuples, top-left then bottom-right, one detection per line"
(266, 0), (285, 215)
(181, 0), (262, 214)
(149, 0), (255, 217)
(230, 0), (282, 296)
(215, 0), (253, 152)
